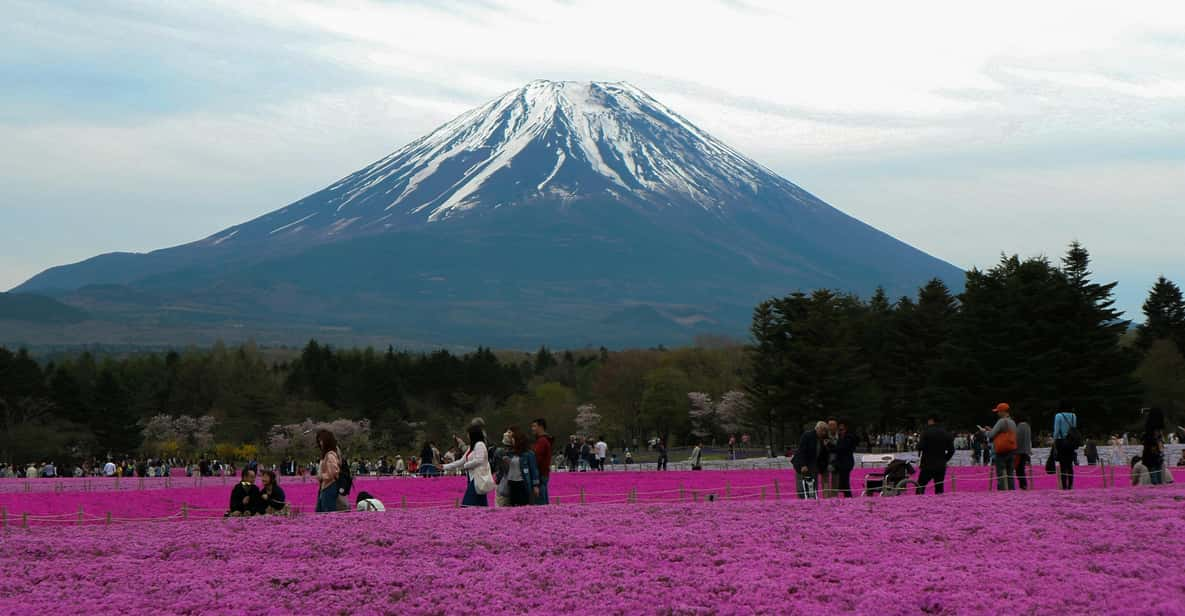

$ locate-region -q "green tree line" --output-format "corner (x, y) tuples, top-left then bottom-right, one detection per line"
(2, 242), (1184, 464)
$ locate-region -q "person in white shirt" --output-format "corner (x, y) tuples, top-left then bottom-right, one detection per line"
(355, 491), (386, 512)
(594, 439), (608, 471)
(103, 461), (116, 477)
(443, 425), (490, 507)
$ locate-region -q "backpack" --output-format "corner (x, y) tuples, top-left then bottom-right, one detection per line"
(336, 451), (354, 496)
(1060, 413), (1083, 450)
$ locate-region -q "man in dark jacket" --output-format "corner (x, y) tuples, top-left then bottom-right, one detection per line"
(832, 419), (858, 498)
(916, 415), (955, 495)
(530, 418), (554, 504)
(791, 421), (828, 499)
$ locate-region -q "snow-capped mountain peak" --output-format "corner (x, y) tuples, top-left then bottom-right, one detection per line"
(204, 80), (809, 245)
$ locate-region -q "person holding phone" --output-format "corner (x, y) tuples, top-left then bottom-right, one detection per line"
(226, 467), (261, 517)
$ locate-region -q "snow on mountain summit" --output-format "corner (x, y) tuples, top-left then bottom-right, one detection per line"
(204, 80), (814, 245)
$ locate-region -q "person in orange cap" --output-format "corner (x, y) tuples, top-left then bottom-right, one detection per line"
(987, 403), (1018, 491)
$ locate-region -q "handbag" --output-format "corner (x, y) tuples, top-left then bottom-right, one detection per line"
(993, 430), (1017, 455)
(471, 447), (496, 495)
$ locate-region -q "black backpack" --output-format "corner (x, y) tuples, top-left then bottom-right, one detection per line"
(1062, 414), (1083, 450)
(336, 452), (354, 496)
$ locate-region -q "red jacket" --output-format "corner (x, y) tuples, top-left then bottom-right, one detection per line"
(533, 435), (554, 479)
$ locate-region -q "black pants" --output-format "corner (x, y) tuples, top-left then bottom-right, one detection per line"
(1056, 443), (1075, 490)
(1016, 454), (1031, 490)
(657, 457), (667, 471)
(916, 466), (946, 494)
(835, 470), (852, 497)
(508, 480), (530, 506)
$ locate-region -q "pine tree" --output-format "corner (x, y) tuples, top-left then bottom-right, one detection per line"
(1137, 276), (1185, 353)
(1057, 242), (1141, 430)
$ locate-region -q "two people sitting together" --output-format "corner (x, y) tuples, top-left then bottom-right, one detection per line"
(226, 468), (289, 517)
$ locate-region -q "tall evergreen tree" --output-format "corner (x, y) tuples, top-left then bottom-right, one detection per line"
(1136, 276), (1185, 353)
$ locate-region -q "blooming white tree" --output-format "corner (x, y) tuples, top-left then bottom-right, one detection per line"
(141, 414), (217, 457)
(267, 418), (371, 460)
(574, 403), (601, 437)
(688, 392), (716, 439)
(716, 391), (749, 436)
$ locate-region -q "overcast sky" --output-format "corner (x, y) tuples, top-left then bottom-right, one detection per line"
(3, 0), (1183, 318)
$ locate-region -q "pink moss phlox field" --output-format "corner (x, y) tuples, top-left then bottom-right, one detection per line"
(1, 486), (1184, 615)
(0, 466), (1133, 523)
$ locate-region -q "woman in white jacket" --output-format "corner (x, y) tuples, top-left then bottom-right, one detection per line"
(443, 425), (490, 507)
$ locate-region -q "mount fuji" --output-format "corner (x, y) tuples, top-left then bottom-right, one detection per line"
(13, 80), (962, 347)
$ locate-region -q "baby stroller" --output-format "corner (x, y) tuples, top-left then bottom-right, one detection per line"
(863, 459), (918, 496)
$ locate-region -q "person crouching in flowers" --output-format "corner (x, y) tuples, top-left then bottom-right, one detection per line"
(315, 429), (344, 513)
(226, 467), (261, 517)
(443, 424), (490, 507)
(257, 470), (289, 516)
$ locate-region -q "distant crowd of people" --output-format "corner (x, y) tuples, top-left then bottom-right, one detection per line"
(789, 402), (1183, 499)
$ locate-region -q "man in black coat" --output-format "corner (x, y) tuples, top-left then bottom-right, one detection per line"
(832, 419), (858, 498)
(790, 421), (828, 499)
(916, 415), (956, 494)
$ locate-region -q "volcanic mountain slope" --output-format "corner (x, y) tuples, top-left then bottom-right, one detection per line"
(14, 80), (962, 347)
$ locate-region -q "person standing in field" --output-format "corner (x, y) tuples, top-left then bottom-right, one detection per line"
(916, 415), (955, 495)
(315, 429), (343, 513)
(656, 438), (668, 471)
(1109, 434), (1126, 467)
(1053, 402), (1080, 490)
(594, 437), (608, 471)
(832, 419), (857, 498)
(987, 403), (1018, 491)
(530, 418), (553, 505)
(1014, 414), (1033, 490)
(443, 424), (490, 507)
(791, 422), (827, 499)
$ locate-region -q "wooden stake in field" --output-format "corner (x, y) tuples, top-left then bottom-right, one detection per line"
(77, 506), (84, 526)
(951, 474), (957, 493)
(182, 503), (188, 520)
(105, 512), (111, 527)
(774, 479), (780, 500)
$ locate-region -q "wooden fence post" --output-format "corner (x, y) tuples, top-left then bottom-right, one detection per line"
(761, 487), (766, 501)
(580, 486), (586, 505)
(950, 473), (957, 493)
(105, 512), (111, 527)
(182, 503), (188, 520)
(401, 495), (407, 510)
(774, 479), (780, 500)
(21, 513), (28, 529)
(77, 506), (84, 526)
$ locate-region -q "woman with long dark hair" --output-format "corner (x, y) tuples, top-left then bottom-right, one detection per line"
(315, 430), (343, 513)
(443, 424), (491, 507)
(258, 470), (288, 515)
(502, 426), (541, 507)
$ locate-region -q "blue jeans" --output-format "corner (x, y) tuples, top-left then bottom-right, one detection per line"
(535, 476), (549, 505)
(462, 478), (488, 507)
(1151, 468), (1164, 485)
(316, 482), (338, 513)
